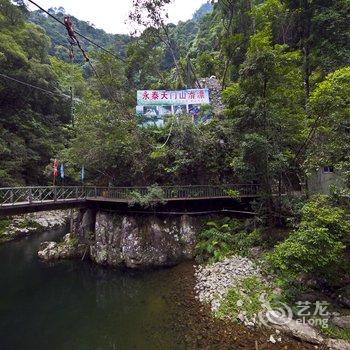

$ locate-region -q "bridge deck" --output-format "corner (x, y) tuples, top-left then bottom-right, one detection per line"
(0, 185), (259, 216)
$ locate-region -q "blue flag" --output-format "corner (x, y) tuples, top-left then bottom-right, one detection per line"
(60, 164), (64, 179)
(81, 166), (85, 181)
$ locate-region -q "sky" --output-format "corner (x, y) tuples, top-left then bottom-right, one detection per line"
(27, 0), (207, 34)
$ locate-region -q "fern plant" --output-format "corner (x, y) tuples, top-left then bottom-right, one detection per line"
(195, 218), (238, 263)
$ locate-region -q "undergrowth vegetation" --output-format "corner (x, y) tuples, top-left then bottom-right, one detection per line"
(195, 217), (263, 263)
(0, 218), (11, 235)
(268, 195), (350, 289)
(129, 185), (167, 209)
(216, 276), (274, 321)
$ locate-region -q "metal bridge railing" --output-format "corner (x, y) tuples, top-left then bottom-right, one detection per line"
(0, 184), (259, 207)
(85, 184), (259, 200)
(0, 186), (86, 207)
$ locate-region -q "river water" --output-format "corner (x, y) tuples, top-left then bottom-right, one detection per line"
(0, 228), (311, 350)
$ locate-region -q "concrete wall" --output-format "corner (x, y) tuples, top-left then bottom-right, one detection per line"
(308, 167), (345, 195)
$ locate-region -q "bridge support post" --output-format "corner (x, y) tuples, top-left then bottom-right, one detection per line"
(28, 188), (32, 204)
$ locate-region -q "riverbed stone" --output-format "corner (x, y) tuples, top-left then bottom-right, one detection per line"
(335, 285), (350, 308)
(38, 233), (86, 261)
(330, 316), (350, 329)
(270, 315), (324, 344)
(194, 256), (261, 312)
(326, 339), (350, 350)
(269, 335), (276, 344)
(1, 210), (69, 243)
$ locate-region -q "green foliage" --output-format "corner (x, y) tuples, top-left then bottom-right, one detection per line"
(195, 218), (262, 263)
(306, 68), (350, 183)
(0, 217), (11, 235)
(300, 195), (350, 239)
(195, 218), (240, 263)
(0, 0), (70, 186)
(225, 189), (240, 199)
(197, 52), (216, 77)
(267, 195), (348, 282)
(216, 276), (273, 320)
(129, 185), (167, 208)
(232, 229), (263, 256)
(320, 324), (350, 342)
(268, 227), (345, 279)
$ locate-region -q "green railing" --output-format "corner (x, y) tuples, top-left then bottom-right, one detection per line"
(0, 184), (259, 207)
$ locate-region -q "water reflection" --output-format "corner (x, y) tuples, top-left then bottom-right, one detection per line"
(0, 228), (189, 350)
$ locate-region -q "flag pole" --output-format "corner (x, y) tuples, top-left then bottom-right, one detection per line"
(53, 159), (58, 187)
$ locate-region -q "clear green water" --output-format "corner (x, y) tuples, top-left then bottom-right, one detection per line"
(0, 229), (311, 350)
(0, 229), (196, 350)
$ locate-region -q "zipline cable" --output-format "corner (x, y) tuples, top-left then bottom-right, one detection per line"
(60, 12), (123, 111)
(69, 44), (76, 126)
(0, 73), (70, 99)
(26, 0), (126, 63)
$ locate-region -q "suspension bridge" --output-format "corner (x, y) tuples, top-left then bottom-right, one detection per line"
(0, 184), (259, 216)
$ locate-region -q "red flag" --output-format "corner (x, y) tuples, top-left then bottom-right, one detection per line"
(53, 159), (59, 177)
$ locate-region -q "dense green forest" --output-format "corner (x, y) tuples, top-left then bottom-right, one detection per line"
(0, 0), (349, 194)
(1, 0), (350, 339)
(1, 0), (349, 195)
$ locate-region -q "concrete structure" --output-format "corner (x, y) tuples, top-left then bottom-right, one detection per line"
(308, 167), (346, 195)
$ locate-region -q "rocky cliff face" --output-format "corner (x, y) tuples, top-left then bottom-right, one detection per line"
(89, 212), (198, 268)
(199, 76), (225, 115)
(39, 209), (200, 268)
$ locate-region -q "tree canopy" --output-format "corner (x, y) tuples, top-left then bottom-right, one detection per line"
(0, 0), (349, 220)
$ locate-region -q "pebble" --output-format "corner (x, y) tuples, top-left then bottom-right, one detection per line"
(2, 211), (68, 239)
(269, 335), (276, 344)
(194, 256), (261, 310)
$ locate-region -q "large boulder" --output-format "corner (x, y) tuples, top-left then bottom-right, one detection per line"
(330, 316), (350, 329)
(335, 285), (350, 308)
(267, 312), (324, 344)
(90, 212), (198, 268)
(71, 208), (95, 239)
(38, 234), (86, 261)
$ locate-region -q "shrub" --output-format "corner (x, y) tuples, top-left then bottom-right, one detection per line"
(268, 195), (349, 283)
(226, 189), (241, 200)
(195, 218), (238, 263)
(231, 229), (263, 256)
(300, 195), (350, 239)
(129, 185), (167, 208)
(0, 218), (11, 235)
(268, 227), (345, 281)
(321, 324), (350, 342)
(195, 218), (263, 263)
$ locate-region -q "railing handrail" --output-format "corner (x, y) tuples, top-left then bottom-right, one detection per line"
(0, 184), (259, 207)
(0, 184), (258, 191)
(0, 185), (83, 190)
